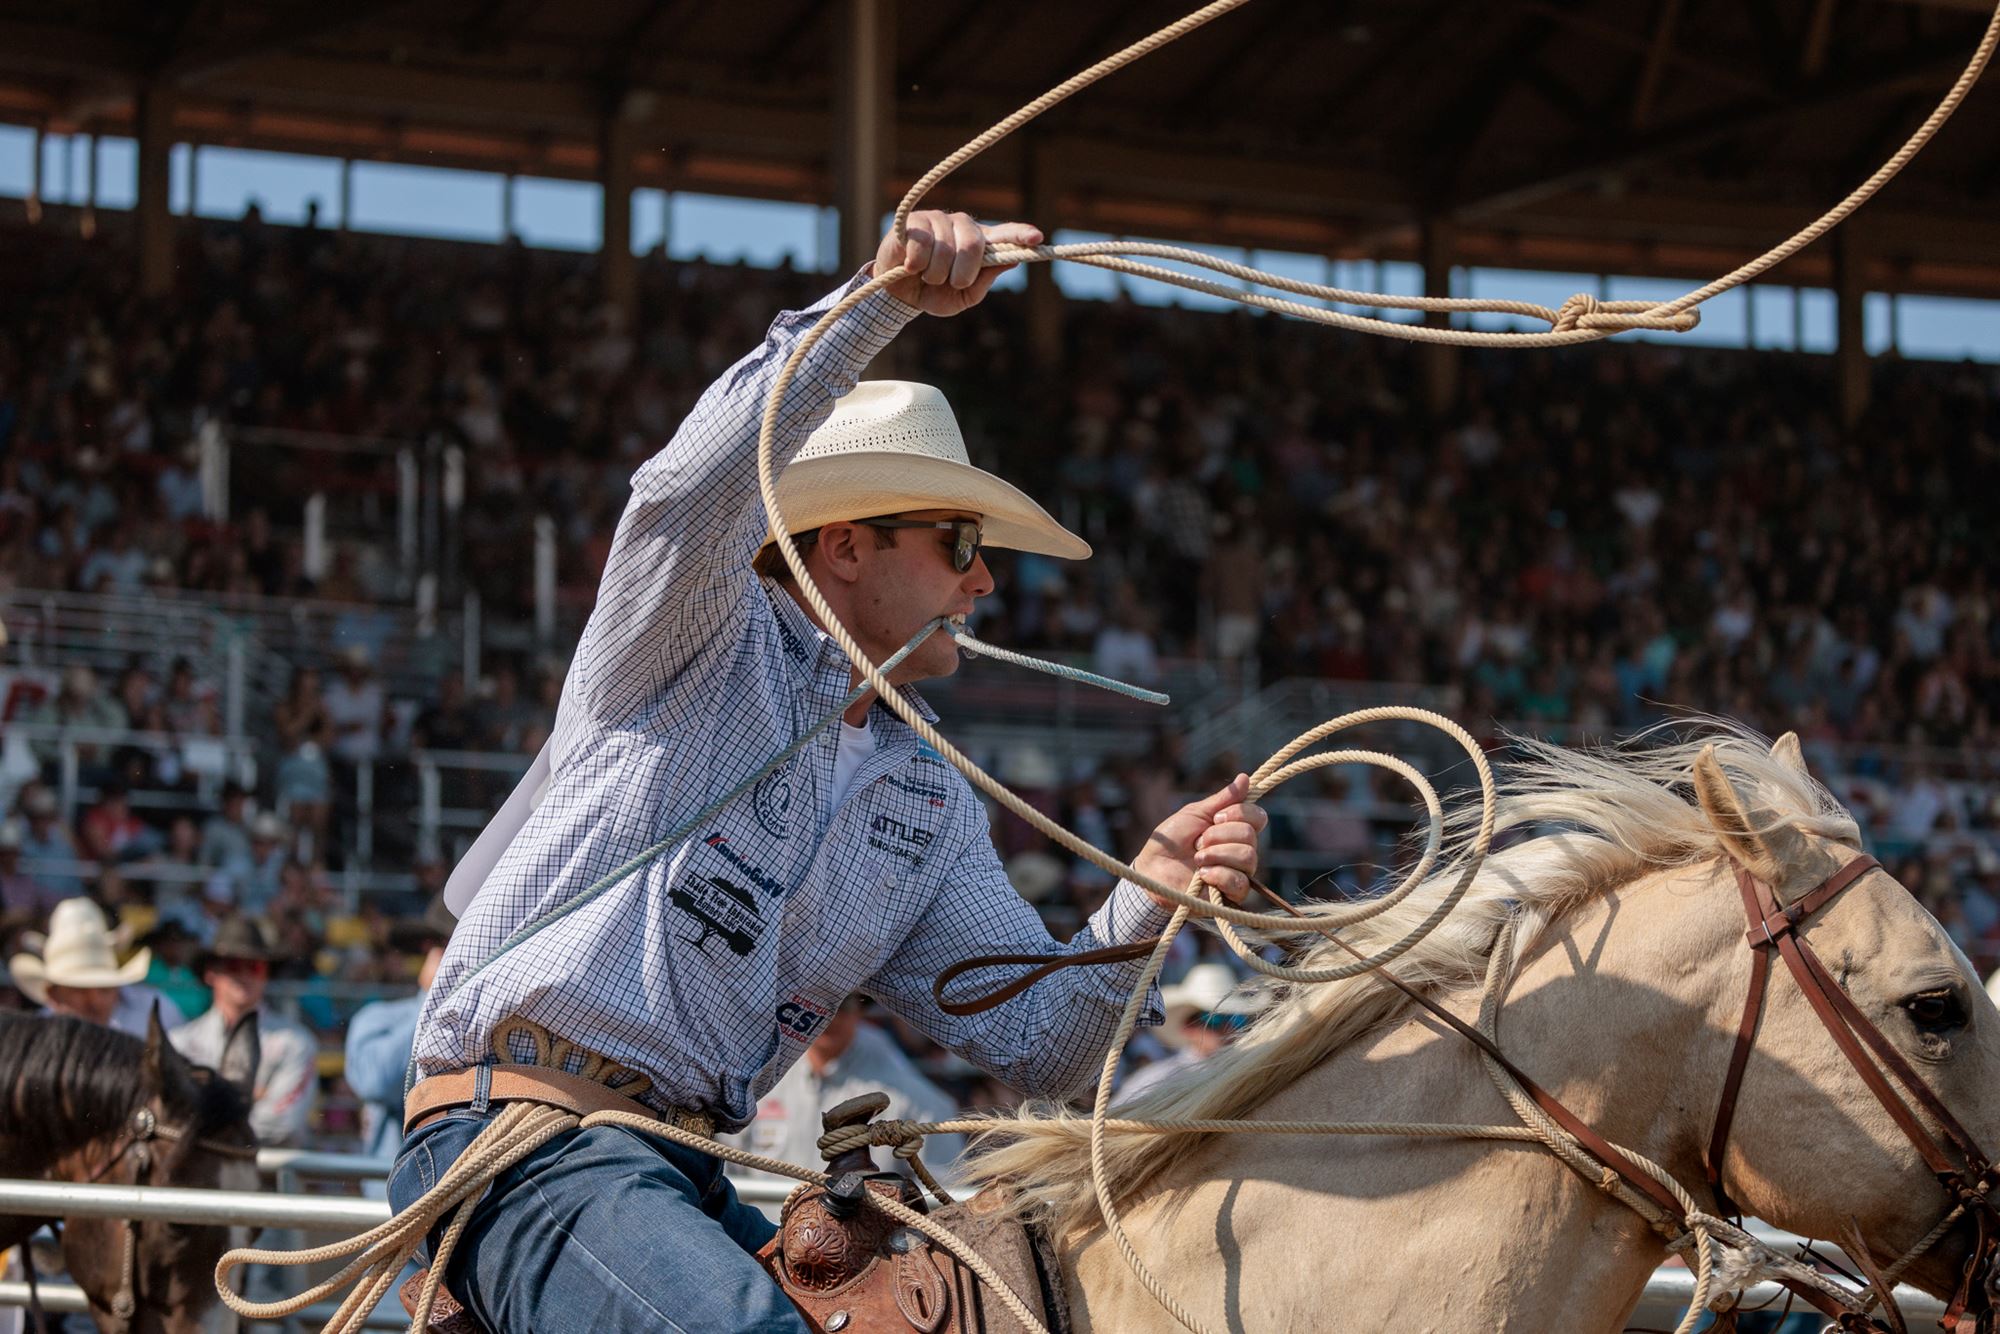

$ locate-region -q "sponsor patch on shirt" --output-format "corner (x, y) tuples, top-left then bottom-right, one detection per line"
(881, 773), (950, 808)
(776, 994), (830, 1043)
(669, 875), (766, 956)
(704, 832), (788, 899)
(867, 812), (937, 865)
(751, 755), (811, 839)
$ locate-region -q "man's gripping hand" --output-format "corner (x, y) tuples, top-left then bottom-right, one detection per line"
(1130, 774), (1269, 911)
(871, 211), (1043, 318)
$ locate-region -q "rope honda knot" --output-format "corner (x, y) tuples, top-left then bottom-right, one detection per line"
(1553, 293), (1601, 333)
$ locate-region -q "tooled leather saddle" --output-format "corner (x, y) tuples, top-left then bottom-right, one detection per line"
(400, 1093), (1069, 1334)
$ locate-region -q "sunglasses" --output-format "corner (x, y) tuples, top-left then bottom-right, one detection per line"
(860, 516), (986, 574)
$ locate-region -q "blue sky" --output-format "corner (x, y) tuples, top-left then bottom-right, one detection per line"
(2, 125), (1994, 361)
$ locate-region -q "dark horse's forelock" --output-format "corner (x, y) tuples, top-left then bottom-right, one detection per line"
(0, 1012), (252, 1166)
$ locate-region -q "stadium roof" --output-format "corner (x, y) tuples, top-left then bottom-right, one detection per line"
(3, 0), (2000, 296)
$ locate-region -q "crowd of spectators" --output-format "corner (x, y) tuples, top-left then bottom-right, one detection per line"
(4, 206), (2000, 1148)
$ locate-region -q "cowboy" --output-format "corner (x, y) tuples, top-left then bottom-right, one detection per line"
(398, 212), (1269, 1332)
(7, 896), (184, 1035)
(170, 914), (318, 1147)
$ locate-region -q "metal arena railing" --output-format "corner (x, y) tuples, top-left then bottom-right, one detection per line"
(0, 1164), (1951, 1328)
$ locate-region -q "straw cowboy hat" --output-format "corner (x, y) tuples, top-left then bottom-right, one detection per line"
(766, 381), (1091, 561)
(1157, 963), (1262, 1049)
(8, 898), (150, 1006)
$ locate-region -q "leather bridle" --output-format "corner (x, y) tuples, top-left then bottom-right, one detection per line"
(73, 1104), (260, 1325)
(1702, 854), (2000, 1331)
(937, 853), (2000, 1330)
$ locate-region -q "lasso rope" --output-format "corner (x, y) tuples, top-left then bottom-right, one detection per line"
(224, 0), (1997, 1329)
(899, 0), (1999, 348)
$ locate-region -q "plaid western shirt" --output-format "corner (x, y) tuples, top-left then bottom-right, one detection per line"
(414, 271), (1169, 1130)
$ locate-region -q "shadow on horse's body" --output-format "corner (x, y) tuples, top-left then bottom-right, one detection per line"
(0, 1008), (261, 1333)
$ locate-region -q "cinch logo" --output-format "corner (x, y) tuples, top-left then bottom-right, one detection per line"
(777, 997), (830, 1042)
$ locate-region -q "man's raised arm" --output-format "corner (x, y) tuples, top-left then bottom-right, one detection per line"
(572, 213), (1041, 724)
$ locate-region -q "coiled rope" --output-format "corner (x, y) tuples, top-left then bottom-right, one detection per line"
(222, 0), (1997, 1329)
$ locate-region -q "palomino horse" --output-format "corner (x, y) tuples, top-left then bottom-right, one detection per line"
(0, 1008), (260, 1332)
(968, 731), (2000, 1330)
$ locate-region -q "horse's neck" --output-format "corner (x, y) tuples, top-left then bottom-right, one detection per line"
(1066, 868), (1736, 1332)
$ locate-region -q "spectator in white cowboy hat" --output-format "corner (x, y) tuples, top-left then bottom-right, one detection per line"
(1117, 962), (1263, 1103)
(171, 914), (318, 1147)
(410, 210), (1269, 1333)
(7, 897), (183, 1035)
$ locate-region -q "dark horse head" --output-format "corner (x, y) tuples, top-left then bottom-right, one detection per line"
(0, 1006), (260, 1332)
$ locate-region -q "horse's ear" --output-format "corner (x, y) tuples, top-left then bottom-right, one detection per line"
(1693, 744), (1835, 898)
(142, 1001), (191, 1093)
(1770, 732), (1810, 780)
(218, 1010), (260, 1100)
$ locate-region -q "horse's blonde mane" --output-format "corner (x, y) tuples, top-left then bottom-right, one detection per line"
(960, 724), (1861, 1236)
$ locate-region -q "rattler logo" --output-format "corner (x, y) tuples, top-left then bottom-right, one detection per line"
(669, 876), (766, 957)
(868, 812), (936, 865)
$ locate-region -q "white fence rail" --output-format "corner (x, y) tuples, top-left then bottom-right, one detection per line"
(0, 1171), (1950, 1327)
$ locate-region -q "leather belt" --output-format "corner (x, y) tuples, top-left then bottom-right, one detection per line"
(404, 1064), (716, 1139)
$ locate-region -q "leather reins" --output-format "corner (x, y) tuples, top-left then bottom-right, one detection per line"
(935, 854), (2000, 1330)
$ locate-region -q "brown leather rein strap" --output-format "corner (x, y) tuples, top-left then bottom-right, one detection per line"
(932, 882), (1688, 1218)
(932, 939), (1163, 1017)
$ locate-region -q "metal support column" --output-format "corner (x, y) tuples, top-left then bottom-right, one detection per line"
(1419, 218), (1460, 417)
(1021, 134), (1061, 369)
(136, 86), (175, 296)
(1832, 227), (1869, 429)
(600, 114), (638, 325)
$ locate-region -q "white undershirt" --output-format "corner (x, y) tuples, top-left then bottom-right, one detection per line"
(829, 719), (877, 809)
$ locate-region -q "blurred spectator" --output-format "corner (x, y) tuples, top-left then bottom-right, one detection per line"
(325, 646), (386, 764)
(727, 996), (965, 1182)
(23, 665), (123, 770)
(0, 819), (65, 916)
(1118, 963), (1260, 1102)
(141, 919), (209, 1022)
(238, 812), (289, 914)
(16, 787), (84, 898)
(79, 781), (161, 863)
(343, 900), (453, 1179)
(198, 781), (255, 876)
(170, 915), (318, 1146)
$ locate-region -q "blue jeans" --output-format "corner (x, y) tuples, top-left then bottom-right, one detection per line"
(390, 1103), (805, 1333)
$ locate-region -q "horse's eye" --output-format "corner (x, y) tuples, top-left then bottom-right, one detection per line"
(1903, 989), (1967, 1031)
